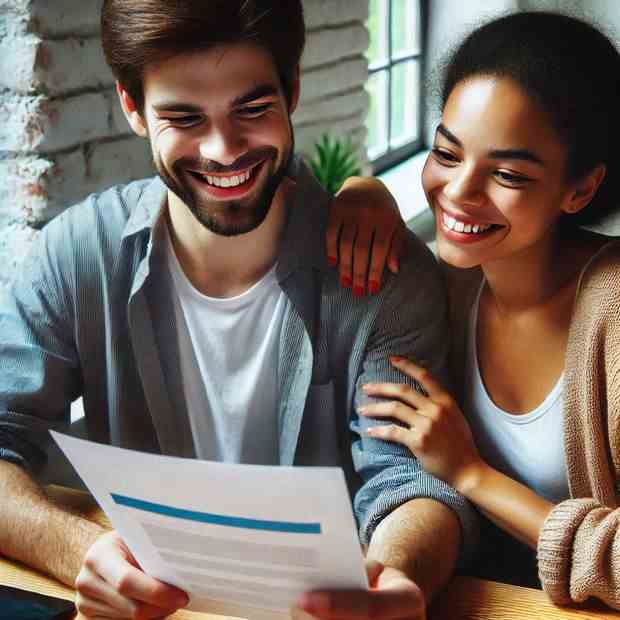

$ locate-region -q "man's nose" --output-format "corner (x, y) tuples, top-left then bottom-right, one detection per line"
(199, 121), (247, 167)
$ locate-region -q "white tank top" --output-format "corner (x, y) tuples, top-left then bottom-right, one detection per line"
(463, 283), (570, 504)
(166, 227), (284, 465)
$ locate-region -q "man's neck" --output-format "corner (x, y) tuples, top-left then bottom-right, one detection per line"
(166, 184), (290, 298)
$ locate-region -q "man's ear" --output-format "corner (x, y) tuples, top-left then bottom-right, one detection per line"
(288, 65), (301, 115)
(562, 163), (607, 215)
(116, 82), (148, 138)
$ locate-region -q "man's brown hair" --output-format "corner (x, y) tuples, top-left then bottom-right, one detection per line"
(101, 0), (305, 112)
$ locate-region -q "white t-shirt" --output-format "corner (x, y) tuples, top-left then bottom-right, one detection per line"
(463, 283), (570, 504)
(166, 229), (285, 464)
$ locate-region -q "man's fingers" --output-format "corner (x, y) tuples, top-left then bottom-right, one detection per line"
(299, 581), (425, 619)
(75, 592), (128, 618)
(95, 550), (188, 609)
(76, 564), (138, 618)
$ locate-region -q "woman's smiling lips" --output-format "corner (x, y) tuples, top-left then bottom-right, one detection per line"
(438, 207), (504, 243)
(187, 160), (265, 199)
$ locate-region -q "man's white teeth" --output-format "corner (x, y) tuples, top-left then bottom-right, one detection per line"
(443, 212), (493, 235)
(203, 169), (252, 188)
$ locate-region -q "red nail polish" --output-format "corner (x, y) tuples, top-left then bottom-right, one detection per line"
(327, 256), (337, 267)
(368, 280), (380, 294)
(353, 285), (365, 297)
(341, 276), (352, 288)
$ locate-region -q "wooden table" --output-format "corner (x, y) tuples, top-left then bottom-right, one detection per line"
(1, 486), (618, 620)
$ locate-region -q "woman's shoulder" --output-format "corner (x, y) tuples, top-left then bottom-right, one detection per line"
(577, 237), (620, 295)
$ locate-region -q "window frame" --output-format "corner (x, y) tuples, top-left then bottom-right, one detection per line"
(366, 0), (428, 174)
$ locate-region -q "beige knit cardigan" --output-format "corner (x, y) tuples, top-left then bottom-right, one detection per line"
(442, 240), (620, 609)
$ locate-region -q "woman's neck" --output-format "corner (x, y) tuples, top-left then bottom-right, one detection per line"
(480, 228), (599, 315)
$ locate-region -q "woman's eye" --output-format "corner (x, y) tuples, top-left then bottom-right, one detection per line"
(432, 147), (459, 164)
(494, 170), (531, 186)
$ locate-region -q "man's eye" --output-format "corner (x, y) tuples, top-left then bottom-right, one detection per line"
(163, 115), (202, 126)
(238, 104), (271, 117)
(432, 147), (459, 164)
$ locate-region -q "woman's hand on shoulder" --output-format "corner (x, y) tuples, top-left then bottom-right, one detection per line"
(359, 356), (484, 493)
(327, 176), (408, 296)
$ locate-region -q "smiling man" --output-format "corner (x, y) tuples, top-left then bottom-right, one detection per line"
(0, 2), (477, 619)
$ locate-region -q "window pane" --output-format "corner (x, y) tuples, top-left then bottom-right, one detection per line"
(391, 0), (421, 58)
(390, 60), (420, 148)
(366, 70), (389, 160)
(366, 0), (389, 68)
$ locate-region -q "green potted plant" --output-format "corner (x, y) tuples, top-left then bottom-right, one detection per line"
(309, 133), (362, 195)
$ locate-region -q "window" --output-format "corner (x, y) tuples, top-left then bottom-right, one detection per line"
(366, 0), (425, 173)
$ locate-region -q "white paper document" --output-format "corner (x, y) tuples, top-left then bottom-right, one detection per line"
(51, 432), (367, 619)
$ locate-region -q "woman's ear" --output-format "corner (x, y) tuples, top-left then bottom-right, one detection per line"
(563, 163), (607, 214)
(116, 82), (148, 138)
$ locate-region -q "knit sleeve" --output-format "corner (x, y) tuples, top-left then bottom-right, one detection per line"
(538, 499), (620, 607)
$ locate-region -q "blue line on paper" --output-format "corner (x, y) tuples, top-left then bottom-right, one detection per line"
(110, 493), (322, 534)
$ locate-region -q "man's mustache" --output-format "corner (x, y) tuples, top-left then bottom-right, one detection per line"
(175, 146), (278, 174)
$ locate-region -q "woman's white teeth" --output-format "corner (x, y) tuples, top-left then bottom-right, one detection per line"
(443, 212), (492, 234)
(203, 169), (251, 188)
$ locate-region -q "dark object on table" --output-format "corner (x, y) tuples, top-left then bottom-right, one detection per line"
(0, 584), (75, 620)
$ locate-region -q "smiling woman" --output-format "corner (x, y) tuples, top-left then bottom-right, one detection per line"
(337, 10), (620, 612)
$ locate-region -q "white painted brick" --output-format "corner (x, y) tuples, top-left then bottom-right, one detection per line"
(302, 24), (369, 69)
(0, 34), (39, 93)
(300, 57), (368, 104)
(47, 137), (154, 214)
(30, 0), (103, 38)
(36, 38), (114, 96)
(0, 156), (54, 225)
(296, 110), (367, 156)
(37, 92), (113, 153)
(0, 94), (47, 151)
(294, 88), (369, 126)
(304, 0), (369, 30)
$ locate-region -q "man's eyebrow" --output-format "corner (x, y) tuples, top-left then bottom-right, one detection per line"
(232, 84), (279, 107)
(436, 123), (545, 166)
(151, 102), (203, 114)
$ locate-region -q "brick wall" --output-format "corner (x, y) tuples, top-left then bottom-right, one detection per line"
(0, 0), (369, 289)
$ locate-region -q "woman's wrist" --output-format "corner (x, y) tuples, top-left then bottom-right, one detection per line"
(453, 458), (490, 497)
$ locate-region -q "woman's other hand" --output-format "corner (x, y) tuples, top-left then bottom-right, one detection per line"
(359, 356), (484, 493)
(327, 176), (407, 296)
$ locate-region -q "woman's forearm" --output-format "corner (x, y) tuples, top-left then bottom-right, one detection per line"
(457, 462), (554, 549)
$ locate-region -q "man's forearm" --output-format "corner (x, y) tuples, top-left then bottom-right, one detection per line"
(366, 497), (461, 603)
(0, 460), (105, 586)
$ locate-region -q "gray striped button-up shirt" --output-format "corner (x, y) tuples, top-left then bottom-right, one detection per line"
(0, 159), (478, 562)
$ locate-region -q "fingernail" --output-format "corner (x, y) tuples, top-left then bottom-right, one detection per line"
(353, 285), (365, 297)
(341, 275), (352, 288)
(362, 383), (370, 392)
(368, 280), (380, 295)
(357, 406), (368, 414)
(299, 592), (330, 616)
(327, 256), (337, 267)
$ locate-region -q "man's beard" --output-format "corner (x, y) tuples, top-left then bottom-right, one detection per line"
(155, 140), (294, 237)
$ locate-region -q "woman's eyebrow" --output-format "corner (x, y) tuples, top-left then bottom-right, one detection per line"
(436, 123), (545, 166)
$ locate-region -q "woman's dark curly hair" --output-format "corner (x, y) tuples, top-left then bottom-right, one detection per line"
(441, 12), (620, 226)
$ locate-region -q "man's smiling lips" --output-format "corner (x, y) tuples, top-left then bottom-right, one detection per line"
(186, 160), (265, 199)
